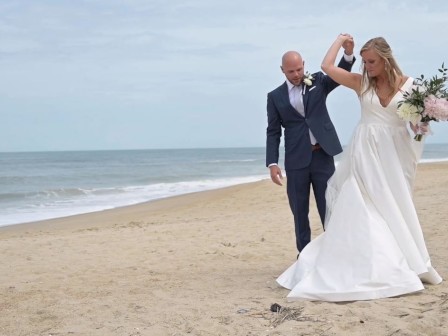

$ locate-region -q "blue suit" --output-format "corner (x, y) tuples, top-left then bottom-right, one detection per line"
(266, 56), (354, 252)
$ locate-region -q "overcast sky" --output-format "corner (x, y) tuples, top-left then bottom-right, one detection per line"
(1, 0), (447, 152)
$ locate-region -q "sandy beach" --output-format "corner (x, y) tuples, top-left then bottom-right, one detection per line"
(1, 162), (447, 336)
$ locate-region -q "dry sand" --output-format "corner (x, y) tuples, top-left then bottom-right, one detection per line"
(0, 162), (447, 336)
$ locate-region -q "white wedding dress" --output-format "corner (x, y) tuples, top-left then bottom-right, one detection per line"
(277, 77), (442, 301)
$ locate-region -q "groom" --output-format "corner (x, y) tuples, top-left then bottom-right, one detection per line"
(266, 43), (355, 254)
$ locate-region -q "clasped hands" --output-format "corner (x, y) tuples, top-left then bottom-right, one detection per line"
(338, 33), (354, 56)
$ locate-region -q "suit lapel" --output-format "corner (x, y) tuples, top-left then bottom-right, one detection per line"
(303, 85), (309, 114)
(280, 82), (292, 108)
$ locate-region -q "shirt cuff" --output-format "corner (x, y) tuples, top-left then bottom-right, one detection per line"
(268, 163), (278, 168)
(344, 53), (354, 63)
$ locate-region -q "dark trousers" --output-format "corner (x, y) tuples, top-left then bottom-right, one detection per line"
(286, 149), (335, 252)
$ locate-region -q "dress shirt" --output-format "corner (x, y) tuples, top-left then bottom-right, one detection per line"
(285, 80), (318, 145)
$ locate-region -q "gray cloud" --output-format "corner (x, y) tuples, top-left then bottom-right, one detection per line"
(0, 0), (448, 151)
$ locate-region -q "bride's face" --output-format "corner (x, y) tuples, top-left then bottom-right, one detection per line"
(361, 49), (385, 78)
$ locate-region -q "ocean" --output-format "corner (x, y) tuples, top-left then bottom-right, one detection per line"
(1, 145), (447, 227)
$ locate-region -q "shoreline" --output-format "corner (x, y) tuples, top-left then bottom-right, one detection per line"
(0, 178), (273, 235)
(2, 160), (447, 232)
(0, 174), (269, 229)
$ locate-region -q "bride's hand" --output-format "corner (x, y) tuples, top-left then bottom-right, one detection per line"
(338, 33), (353, 42)
(410, 122), (418, 134)
(419, 122), (429, 134)
(410, 121), (429, 135)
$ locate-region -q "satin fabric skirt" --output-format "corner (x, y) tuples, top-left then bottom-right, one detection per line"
(277, 123), (442, 301)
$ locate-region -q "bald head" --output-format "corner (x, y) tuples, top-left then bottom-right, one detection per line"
(282, 51), (303, 67)
(281, 51), (305, 86)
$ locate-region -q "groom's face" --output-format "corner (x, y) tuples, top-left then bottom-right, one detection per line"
(281, 57), (305, 86)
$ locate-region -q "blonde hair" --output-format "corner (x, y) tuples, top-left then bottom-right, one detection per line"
(360, 37), (403, 97)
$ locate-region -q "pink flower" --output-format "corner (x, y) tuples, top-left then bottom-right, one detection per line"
(397, 64), (448, 141)
(423, 95), (448, 121)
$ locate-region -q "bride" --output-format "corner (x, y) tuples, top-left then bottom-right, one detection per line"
(276, 34), (442, 301)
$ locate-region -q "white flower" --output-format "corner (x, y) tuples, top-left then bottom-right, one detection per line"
(397, 102), (421, 124)
(303, 72), (314, 86)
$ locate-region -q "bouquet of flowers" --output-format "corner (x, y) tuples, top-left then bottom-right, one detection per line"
(397, 63), (448, 141)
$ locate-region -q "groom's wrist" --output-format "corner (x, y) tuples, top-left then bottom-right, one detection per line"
(343, 53), (354, 63)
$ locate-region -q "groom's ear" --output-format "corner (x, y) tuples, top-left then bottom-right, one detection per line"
(280, 66), (284, 74)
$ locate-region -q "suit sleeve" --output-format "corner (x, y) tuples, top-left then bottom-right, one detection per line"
(266, 92), (282, 167)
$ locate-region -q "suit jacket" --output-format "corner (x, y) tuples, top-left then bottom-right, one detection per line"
(266, 56), (355, 170)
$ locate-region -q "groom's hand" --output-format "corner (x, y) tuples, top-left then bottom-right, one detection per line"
(340, 33), (354, 56)
(269, 165), (283, 186)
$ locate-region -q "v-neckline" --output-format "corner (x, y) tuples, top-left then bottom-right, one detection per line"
(378, 77), (411, 108)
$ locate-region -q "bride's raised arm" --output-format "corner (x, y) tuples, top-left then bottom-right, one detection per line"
(321, 34), (362, 94)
